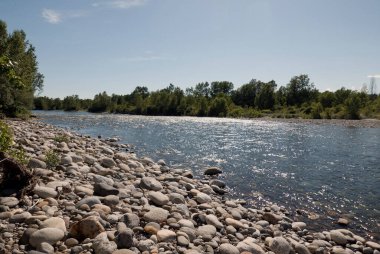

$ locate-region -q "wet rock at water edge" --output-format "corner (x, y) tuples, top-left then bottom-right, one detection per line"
(204, 166), (222, 175)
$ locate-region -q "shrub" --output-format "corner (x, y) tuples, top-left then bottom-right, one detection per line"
(45, 150), (60, 169)
(0, 120), (13, 152)
(53, 134), (69, 143)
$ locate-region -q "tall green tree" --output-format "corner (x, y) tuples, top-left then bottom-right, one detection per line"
(0, 20), (44, 117)
(286, 74), (317, 106)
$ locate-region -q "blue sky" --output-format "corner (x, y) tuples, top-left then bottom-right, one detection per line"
(1, 0), (379, 98)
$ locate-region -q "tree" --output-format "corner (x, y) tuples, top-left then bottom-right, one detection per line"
(255, 81), (276, 109)
(0, 20), (44, 117)
(208, 95), (229, 117)
(210, 81), (234, 97)
(232, 79), (258, 107)
(62, 95), (81, 111)
(88, 91), (112, 112)
(286, 74), (317, 106)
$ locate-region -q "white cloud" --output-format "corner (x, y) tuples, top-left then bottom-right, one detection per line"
(93, 0), (147, 9)
(42, 9), (62, 24)
(368, 74), (380, 78)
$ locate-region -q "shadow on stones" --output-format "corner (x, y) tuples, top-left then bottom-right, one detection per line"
(0, 152), (37, 198)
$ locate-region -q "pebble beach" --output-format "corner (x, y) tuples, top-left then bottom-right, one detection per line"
(0, 119), (379, 254)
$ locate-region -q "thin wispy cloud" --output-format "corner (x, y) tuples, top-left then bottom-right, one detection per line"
(368, 74), (380, 78)
(42, 9), (62, 24)
(41, 9), (89, 24)
(93, 0), (147, 9)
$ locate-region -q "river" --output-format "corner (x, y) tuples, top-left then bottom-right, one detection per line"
(34, 110), (380, 240)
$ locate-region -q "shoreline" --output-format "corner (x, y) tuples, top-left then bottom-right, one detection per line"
(0, 118), (379, 254)
(33, 110), (380, 129)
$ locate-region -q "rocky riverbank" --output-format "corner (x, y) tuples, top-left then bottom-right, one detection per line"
(0, 119), (379, 254)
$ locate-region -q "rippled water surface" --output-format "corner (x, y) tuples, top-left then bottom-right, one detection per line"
(35, 111), (380, 239)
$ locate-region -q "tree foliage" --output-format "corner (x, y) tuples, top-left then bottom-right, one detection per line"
(34, 74), (380, 120)
(0, 20), (44, 117)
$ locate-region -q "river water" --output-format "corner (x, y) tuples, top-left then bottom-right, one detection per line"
(34, 111), (380, 240)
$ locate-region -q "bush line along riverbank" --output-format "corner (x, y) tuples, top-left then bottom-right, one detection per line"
(0, 119), (379, 254)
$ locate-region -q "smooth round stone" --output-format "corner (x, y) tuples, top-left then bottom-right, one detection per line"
(144, 222), (160, 234)
(195, 193), (212, 204)
(178, 235), (190, 246)
(61, 156), (73, 165)
(196, 225), (216, 237)
(29, 228), (65, 247)
(28, 158), (47, 169)
(178, 219), (194, 229)
(65, 238), (79, 247)
(169, 193), (186, 204)
(292, 221), (307, 230)
(143, 207), (169, 223)
(37, 242), (54, 254)
(0, 197), (19, 207)
(148, 191), (169, 206)
(157, 229), (176, 242)
(269, 237), (291, 254)
(330, 230), (348, 245)
(33, 186), (58, 198)
(219, 243), (240, 254)
(237, 241), (265, 254)
(367, 241), (380, 250)
(140, 177), (163, 191)
(137, 239), (155, 252)
(40, 217), (67, 232)
(225, 218), (245, 229)
(76, 196), (101, 208)
(205, 214), (223, 229)
(74, 186), (94, 195)
(100, 157), (116, 168)
(9, 212), (31, 223)
(121, 213), (140, 228)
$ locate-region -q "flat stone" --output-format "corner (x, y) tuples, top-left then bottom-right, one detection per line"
(196, 225), (216, 237)
(29, 228), (65, 247)
(292, 221), (307, 230)
(237, 241), (265, 254)
(94, 183), (119, 196)
(76, 196), (101, 208)
(28, 158), (47, 169)
(143, 207), (169, 223)
(338, 218), (349, 225)
(40, 217), (67, 232)
(148, 191), (169, 206)
(33, 186), (58, 198)
(9, 212), (31, 223)
(367, 241), (380, 250)
(262, 212), (282, 224)
(157, 229), (176, 242)
(225, 218), (245, 229)
(204, 167), (222, 175)
(219, 243), (239, 254)
(0, 197), (19, 207)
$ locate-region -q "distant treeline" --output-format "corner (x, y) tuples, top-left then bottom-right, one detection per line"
(34, 74), (380, 120)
